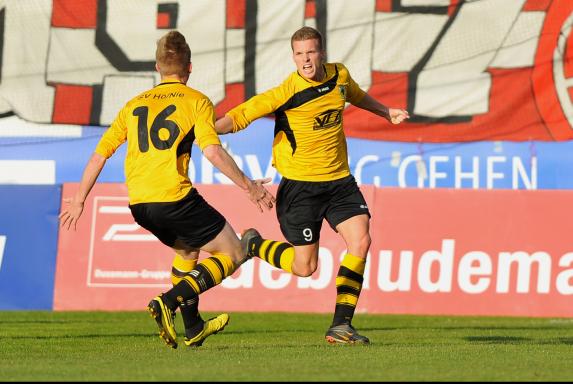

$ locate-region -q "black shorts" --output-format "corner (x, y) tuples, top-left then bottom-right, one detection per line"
(276, 175), (371, 246)
(129, 188), (226, 249)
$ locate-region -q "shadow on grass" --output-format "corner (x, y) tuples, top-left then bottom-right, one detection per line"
(0, 320), (81, 324)
(464, 336), (529, 344)
(360, 325), (573, 332)
(0, 333), (151, 340)
(464, 336), (573, 345)
(556, 337), (573, 345)
(0, 328), (317, 341)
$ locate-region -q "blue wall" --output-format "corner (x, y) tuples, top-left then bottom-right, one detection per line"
(0, 185), (61, 309)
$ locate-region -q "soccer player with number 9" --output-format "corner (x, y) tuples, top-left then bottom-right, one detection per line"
(216, 26), (409, 344)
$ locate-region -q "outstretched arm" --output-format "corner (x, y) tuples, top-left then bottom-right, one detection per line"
(215, 115), (234, 135)
(202, 144), (275, 212)
(354, 93), (410, 124)
(59, 152), (107, 230)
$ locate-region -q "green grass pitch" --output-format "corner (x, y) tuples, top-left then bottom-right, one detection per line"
(1, 311), (572, 381)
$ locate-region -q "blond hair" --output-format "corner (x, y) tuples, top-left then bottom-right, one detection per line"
(290, 26), (323, 51)
(155, 31), (191, 77)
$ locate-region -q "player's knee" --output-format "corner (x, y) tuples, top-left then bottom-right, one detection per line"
(229, 246), (246, 266)
(351, 233), (371, 257)
(361, 234), (372, 253)
(294, 260), (317, 277)
(295, 267), (314, 277)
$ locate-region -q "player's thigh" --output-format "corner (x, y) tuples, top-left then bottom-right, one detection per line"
(325, 175), (371, 232)
(171, 241), (200, 261)
(130, 188), (226, 249)
(336, 214), (370, 247)
(200, 222), (242, 264)
(130, 202), (177, 247)
(276, 177), (325, 246)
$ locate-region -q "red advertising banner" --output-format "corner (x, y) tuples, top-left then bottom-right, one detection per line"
(55, 183), (573, 317)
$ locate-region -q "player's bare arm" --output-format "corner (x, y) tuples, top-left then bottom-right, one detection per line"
(354, 93), (410, 124)
(59, 152), (107, 231)
(202, 144), (275, 212)
(214, 115), (234, 134)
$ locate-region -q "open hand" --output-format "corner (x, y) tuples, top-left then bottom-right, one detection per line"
(59, 197), (85, 231)
(389, 108), (410, 124)
(246, 178), (276, 212)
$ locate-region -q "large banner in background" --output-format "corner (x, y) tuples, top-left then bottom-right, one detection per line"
(0, 0), (571, 142)
(0, 186), (61, 309)
(55, 183), (573, 317)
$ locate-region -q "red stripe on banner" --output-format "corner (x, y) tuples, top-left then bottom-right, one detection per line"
(523, 0), (552, 11)
(156, 13), (170, 29)
(226, 0), (246, 28)
(54, 183), (573, 317)
(448, 0), (458, 16)
(51, 0), (97, 28)
(305, 0), (316, 18)
(375, 0), (392, 12)
(215, 83), (245, 118)
(52, 84), (93, 125)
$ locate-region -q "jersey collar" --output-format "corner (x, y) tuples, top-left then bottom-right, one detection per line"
(155, 81), (183, 87)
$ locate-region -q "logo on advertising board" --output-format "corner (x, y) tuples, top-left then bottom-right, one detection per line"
(87, 196), (172, 288)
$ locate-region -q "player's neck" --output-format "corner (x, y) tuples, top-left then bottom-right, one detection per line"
(161, 75), (185, 84)
(312, 65), (326, 82)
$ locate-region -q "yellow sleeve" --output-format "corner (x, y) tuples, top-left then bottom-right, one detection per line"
(345, 67), (367, 105)
(226, 78), (292, 132)
(94, 107), (128, 159)
(194, 98), (221, 150)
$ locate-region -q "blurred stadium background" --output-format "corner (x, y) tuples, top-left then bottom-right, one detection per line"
(1, 0), (572, 320)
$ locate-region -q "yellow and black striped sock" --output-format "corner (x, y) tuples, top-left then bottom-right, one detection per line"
(165, 253), (237, 307)
(251, 237), (295, 273)
(171, 255), (203, 335)
(332, 253), (365, 326)
(171, 254), (197, 285)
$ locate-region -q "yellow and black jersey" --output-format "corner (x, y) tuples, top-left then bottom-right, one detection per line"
(95, 82), (221, 204)
(227, 63), (366, 182)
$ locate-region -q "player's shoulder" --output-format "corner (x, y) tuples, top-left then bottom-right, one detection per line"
(181, 85), (207, 99)
(327, 62), (349, 76)
(283, 70), (300, 85)
(181, 86), (215, 107)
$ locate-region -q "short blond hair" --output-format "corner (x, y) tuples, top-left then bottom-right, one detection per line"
(290, 26), (323, 51)
(155, 31), (191, 77)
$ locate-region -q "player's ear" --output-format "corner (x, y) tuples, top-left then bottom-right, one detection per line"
(188, 62), (192, 74)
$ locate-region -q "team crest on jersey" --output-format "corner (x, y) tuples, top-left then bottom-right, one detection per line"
(338, 85), (347, 100)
